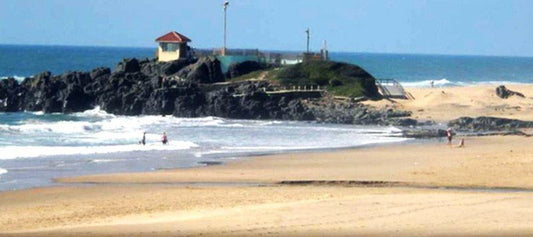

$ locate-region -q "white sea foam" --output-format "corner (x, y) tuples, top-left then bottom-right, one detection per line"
(0, 75), (27, 82)
(91, 159), (126, 163)
(31, 111), (45, 115)
(402, 78), (456, 88)
(401, 78), (529, 88)
(0, 141), (199, 160)
(73, 106), (115, 119)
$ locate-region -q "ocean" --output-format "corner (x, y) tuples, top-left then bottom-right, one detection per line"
(1, 44), (532, 191)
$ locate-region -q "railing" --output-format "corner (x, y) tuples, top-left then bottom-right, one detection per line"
(276, 85), (324, 92)
(376, 78), (401, 86)
(376, 78), (412, 99)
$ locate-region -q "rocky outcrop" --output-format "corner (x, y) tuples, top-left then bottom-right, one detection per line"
(176, 57), (224, 83)
(0, 57), (418, 127)
(448, 116), (533, 131)
(305, 101), (415, 126)
(276, 60), (381, 99)
(495, 85), (525, 99)
(226, 60), (268, 79)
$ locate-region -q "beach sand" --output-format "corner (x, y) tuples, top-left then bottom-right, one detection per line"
(364, 84), (533, 122)
(2, 135), (533, 236)
(2, 85), (533, 236)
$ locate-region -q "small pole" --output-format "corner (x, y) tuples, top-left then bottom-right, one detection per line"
(305, 28), (310, 53)
(223, 1), (229, 56)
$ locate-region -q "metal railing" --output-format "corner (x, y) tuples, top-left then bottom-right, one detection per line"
(376, 78), (412, 99)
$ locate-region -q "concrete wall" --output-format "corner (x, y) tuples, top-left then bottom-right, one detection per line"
(157, 46), (180, 62)
(157, 43), (188, 62)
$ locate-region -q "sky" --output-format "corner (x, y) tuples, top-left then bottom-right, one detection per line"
(1, 0), (532, 57)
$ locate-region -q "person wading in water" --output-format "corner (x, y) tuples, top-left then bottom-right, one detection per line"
(161, 132), (168, 145)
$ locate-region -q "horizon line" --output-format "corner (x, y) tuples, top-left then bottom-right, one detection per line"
(1, 43), (533, 59)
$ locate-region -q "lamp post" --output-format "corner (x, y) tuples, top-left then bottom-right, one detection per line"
(223, 1), (229, 56)
(305, 28), (310, 53)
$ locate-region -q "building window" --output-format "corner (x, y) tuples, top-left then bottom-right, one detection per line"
(161, 43), (179, 52)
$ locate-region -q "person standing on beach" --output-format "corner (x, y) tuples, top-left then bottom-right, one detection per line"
(141, 132), (146, 145)
(430, 80), (434, 88)
(446, 128), (453, 145)
(161, 132), (168, 145)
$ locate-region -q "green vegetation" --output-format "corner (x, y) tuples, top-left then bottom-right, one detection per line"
(225, 60), (380, 98)
(274, 60), (379, 98)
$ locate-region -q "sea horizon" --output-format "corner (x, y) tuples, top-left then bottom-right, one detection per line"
(2, 44), (533, 88)
(2, 43), (533, 59)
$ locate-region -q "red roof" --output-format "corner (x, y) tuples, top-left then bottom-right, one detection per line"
(155, 31), (191, 43)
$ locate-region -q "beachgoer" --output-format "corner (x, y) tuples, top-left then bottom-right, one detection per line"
(446, 128), (453, 145)
(141, 132), (146, 145)
(162, 132), (168, 145)
(430, 80), (434, 88)
(457, 138), (465, 148)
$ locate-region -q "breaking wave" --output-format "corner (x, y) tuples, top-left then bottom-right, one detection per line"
(0, 142), (199, 160)
(401, 78), (529, 88)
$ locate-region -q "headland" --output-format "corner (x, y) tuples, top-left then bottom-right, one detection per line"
(2, 56), (533, 236)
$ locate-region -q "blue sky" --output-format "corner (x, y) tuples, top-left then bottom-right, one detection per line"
(1, 0), (532, 57)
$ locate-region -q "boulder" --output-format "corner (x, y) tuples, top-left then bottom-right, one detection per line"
(226, 60), (267, 79)
(449, 116), (533, 131)
(177, 57), (224, 83)
(114, 58), (140, 73)
(496, 85), (525, 99)
(160, 59), (195, 76)
(0, 78), (25, 112)
(90, 67), (111, 80)
(62, 84), (94, 113)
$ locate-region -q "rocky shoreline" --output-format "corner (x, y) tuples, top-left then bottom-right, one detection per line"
(2, 57), (532, 138)
(0, 57), (417, 126)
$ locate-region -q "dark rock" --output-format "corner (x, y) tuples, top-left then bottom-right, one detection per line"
(402, 129), (447, 138)
(90, 67), (111, 80)
(0, 56), (418, 129)
(114, 58), (140, 73)
(0, 78), (25, 112)
(226, 60), (267, 79)
(177, 57), (224, 83)
(160, 59), (194, 76)
(449, 116), (533, 131)
(496, 85), (525, 99)
(389, 118), (418, 127)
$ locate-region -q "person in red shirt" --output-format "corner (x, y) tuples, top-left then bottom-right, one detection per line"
(446, 128), (453, 145)
(162, 132), (168, 145)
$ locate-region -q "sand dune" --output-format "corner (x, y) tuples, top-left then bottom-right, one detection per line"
(365, 85), (533, 122)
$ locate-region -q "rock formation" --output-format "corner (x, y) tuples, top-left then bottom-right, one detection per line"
(495, 85), (525, 99)
(448, 116), (533, 131)
(0, 57), (415, 126)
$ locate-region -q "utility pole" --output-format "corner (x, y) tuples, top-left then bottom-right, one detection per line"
(305, 28), (310, 53)
(223, 1), (229, 56)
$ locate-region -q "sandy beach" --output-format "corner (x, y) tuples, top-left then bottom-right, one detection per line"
(2, 85), (533, 236)
(365, 84), (533, 122)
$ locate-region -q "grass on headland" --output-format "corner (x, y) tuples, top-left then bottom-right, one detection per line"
(225, 60), (379, 98)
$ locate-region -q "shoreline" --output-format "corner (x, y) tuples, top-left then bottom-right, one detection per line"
(2, 134), (533, 236)
(55, 135), (533, 189)
(2, 84), (533, 236)
(0, 135), (420, 193)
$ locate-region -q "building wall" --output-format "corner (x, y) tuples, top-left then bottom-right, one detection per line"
(157, 46), (181, 62)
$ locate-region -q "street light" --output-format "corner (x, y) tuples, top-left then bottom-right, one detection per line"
(305, 28), (310, 53)
(223, 1), (229, 56)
